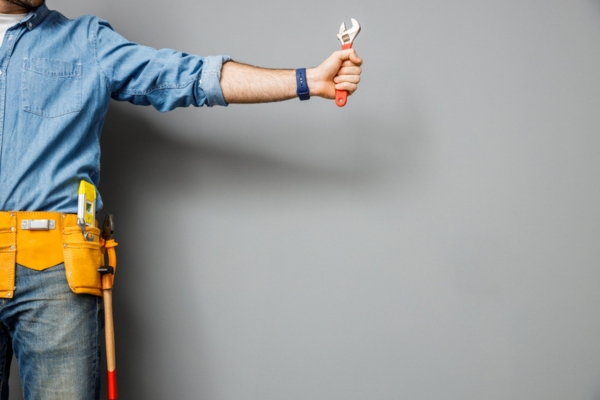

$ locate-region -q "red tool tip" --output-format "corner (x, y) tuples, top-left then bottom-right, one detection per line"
(108, 369), (118, 400)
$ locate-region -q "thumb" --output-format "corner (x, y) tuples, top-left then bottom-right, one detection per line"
(345, 49), (363, 66)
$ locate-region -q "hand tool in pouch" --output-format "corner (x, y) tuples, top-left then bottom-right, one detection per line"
(77, 180), (96, 241)
(335, 18), (361, 107)
(99, 215), (118, 400)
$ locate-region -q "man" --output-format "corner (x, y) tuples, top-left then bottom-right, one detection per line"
(0, 0), (362, 399)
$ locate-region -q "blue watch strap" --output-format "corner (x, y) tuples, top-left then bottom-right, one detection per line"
(296, 68), (310, 100)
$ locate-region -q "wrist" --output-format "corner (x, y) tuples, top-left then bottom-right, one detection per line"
(305, 68), (325, 98)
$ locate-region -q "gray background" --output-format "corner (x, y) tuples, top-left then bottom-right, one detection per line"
(9, 0), (600, 399)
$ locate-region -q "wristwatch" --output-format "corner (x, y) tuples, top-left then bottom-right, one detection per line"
(296, 68), (310, 100)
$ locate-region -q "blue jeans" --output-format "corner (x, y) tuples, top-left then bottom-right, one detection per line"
(0, 264), (103, 400)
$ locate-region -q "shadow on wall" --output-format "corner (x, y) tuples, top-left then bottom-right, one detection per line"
(99, 108), (388, 201)
(98, 98), (428, 214)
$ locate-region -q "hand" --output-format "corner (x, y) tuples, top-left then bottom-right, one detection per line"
(307, 49), (363, 100)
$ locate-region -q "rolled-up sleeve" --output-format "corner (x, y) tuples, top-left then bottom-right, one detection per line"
(199, 55), (231, 107)
(93, 17), (231, 111)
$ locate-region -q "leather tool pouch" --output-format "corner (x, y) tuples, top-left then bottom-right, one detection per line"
(0, 213), (16, 299)
(0, 212), (104, 298)
(63, 223), (103, 297)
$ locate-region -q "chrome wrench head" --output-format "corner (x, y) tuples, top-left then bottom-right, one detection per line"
(337, 18), (361, 46)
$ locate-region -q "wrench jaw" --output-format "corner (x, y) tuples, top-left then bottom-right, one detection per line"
(337, 18), (361, 46)
(338, 22), (348, 44)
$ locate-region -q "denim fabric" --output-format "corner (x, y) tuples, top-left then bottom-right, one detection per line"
(0, 4), (231, 213)
(0, 264), (103, 400)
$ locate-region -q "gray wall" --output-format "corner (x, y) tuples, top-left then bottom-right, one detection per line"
(10, 0), (600, 399)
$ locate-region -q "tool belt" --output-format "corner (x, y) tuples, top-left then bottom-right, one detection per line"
(0, 211), (105, 298)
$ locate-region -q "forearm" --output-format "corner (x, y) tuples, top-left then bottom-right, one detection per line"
(220, 61), (297, 104)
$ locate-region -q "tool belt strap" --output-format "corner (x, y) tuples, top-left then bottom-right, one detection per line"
(0, 211), (104, 298)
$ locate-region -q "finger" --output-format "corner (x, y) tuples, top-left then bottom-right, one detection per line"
(337, 65), (362, 76)
(334, 74), (361, 85)
(340, 60), (361, 70)
(334, 81), (359, 95)
(337, 49), (362, 64)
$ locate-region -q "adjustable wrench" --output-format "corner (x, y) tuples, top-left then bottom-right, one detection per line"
(336, 18), (361, 107)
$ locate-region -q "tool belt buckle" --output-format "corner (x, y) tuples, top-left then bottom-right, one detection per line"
(21, 219), (56, 231)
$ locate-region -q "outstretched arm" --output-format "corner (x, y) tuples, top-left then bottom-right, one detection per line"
(220, 49), (363, 104)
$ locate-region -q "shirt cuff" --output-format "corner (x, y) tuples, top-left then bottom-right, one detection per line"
(199, 55), (232, 107)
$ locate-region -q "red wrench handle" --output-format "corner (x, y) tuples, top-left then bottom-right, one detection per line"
(335, 42), (354, 107)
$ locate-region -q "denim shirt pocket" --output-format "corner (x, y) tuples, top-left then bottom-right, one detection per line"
(21, 58), (83, 118)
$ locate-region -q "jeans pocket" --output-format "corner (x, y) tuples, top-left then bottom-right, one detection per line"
(63, 226), (103, 297)
(21, 58), (83, 118)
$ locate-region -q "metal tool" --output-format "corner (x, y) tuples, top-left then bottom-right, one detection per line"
(77, 180), (96, 241)
(336, 18), (361, 107)
(99, 215), (118, 400)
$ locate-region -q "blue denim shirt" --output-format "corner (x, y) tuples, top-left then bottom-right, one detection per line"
(0, 4), (230, 213)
